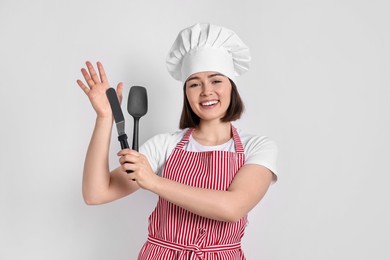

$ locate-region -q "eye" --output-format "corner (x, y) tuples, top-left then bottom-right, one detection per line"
(188, 82), (201, 88)
(212, 80), (222, 84)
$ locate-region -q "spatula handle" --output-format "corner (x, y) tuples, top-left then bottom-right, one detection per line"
(118, 134), (130, 149)
(118, 134), (133, 174)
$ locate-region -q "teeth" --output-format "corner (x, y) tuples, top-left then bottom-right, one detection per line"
(201, 100), (218, 106)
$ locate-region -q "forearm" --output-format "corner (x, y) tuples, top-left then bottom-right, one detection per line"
(82, 116), (113, 204)
(148, 165), (273, 222)
(151, 177), (241, 222)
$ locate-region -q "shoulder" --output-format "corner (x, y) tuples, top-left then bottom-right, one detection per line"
(143, 129), (188, 148)
(236, 128), (278, 152)
(235, 127), (279, 180)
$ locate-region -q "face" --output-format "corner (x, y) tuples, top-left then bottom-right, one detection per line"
(185, 71), (232, 123)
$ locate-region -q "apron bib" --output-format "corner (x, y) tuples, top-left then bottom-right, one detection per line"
(138, 126), (246, 260)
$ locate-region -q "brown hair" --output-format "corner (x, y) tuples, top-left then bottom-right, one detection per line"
(179, 79), (244, 129)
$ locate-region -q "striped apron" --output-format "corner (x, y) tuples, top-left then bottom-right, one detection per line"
(138, 126), (247, 259)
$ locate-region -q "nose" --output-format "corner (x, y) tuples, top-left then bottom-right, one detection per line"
(201, 82), (213, 96)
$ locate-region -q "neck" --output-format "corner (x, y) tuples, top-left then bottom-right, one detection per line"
(193, 121), (232, 146)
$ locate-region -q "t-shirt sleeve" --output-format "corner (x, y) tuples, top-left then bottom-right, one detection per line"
(139, 134), (167, 175)
(243, 135), (279, 182)
(139, 131), (184, 176)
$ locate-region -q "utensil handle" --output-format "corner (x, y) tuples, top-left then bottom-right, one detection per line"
(118, 134), (133, 174)
(132, 118), (139, 151)
(118, 134), (129, 149)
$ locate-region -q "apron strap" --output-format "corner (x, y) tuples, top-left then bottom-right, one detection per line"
(175, 128), (194, 150)
(231, 125), (244, 154)
(147, 235), (241, 260)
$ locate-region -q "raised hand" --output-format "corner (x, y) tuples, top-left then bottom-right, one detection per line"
(77, 61), (123, 117)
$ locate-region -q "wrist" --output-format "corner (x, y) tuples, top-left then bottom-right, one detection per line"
(95, 115), (113, 125)
(147, 174), (164, 194)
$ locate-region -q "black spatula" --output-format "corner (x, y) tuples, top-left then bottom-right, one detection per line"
(127, 86), (148, 151)
(106, 88), (129, 150)
(106, 88), (134, 174)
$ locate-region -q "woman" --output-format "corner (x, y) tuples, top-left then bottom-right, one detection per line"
(77, 23), (278, 259)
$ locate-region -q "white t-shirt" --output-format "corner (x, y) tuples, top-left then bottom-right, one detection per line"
(139, 127), (278, 181)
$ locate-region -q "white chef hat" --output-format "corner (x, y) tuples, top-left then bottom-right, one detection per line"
(166, 23), (251, 83)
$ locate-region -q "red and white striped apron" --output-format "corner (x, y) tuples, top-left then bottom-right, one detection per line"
(138, 126), (247, 260)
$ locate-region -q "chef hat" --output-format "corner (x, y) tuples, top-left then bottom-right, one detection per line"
(166, 23), (251, 83)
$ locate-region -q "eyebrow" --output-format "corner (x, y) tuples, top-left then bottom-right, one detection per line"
(186, 73), (225, 82)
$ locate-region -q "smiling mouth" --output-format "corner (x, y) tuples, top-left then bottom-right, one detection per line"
(200, 100), (219, 107)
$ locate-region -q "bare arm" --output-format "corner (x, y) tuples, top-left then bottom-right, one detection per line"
(153, 164), (273, 222)
(119, 149), (273, 222)
(77, 61), (139, 205)
(82, 117), (139, 204)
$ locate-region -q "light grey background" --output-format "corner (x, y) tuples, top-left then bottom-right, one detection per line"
(1, 0), (389, 259)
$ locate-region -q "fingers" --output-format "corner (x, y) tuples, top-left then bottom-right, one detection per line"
(118, 149), (146, 174)
(116, 82), (124, 103)
(79, 61), (105, 87)
(77, 79), (89, 94)
(117, 150), (156, 189)
(117, 148), (138, 157)
(81, 67), (95, 88)
(118, 149), (139, 166)
(86, 61), (101, 84)
(97, 61), (108, 83)
(77, 61), (111, 95)
(120, 159), (138, 175)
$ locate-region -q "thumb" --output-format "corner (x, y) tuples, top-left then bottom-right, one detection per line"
(116, 82), (124, 103)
